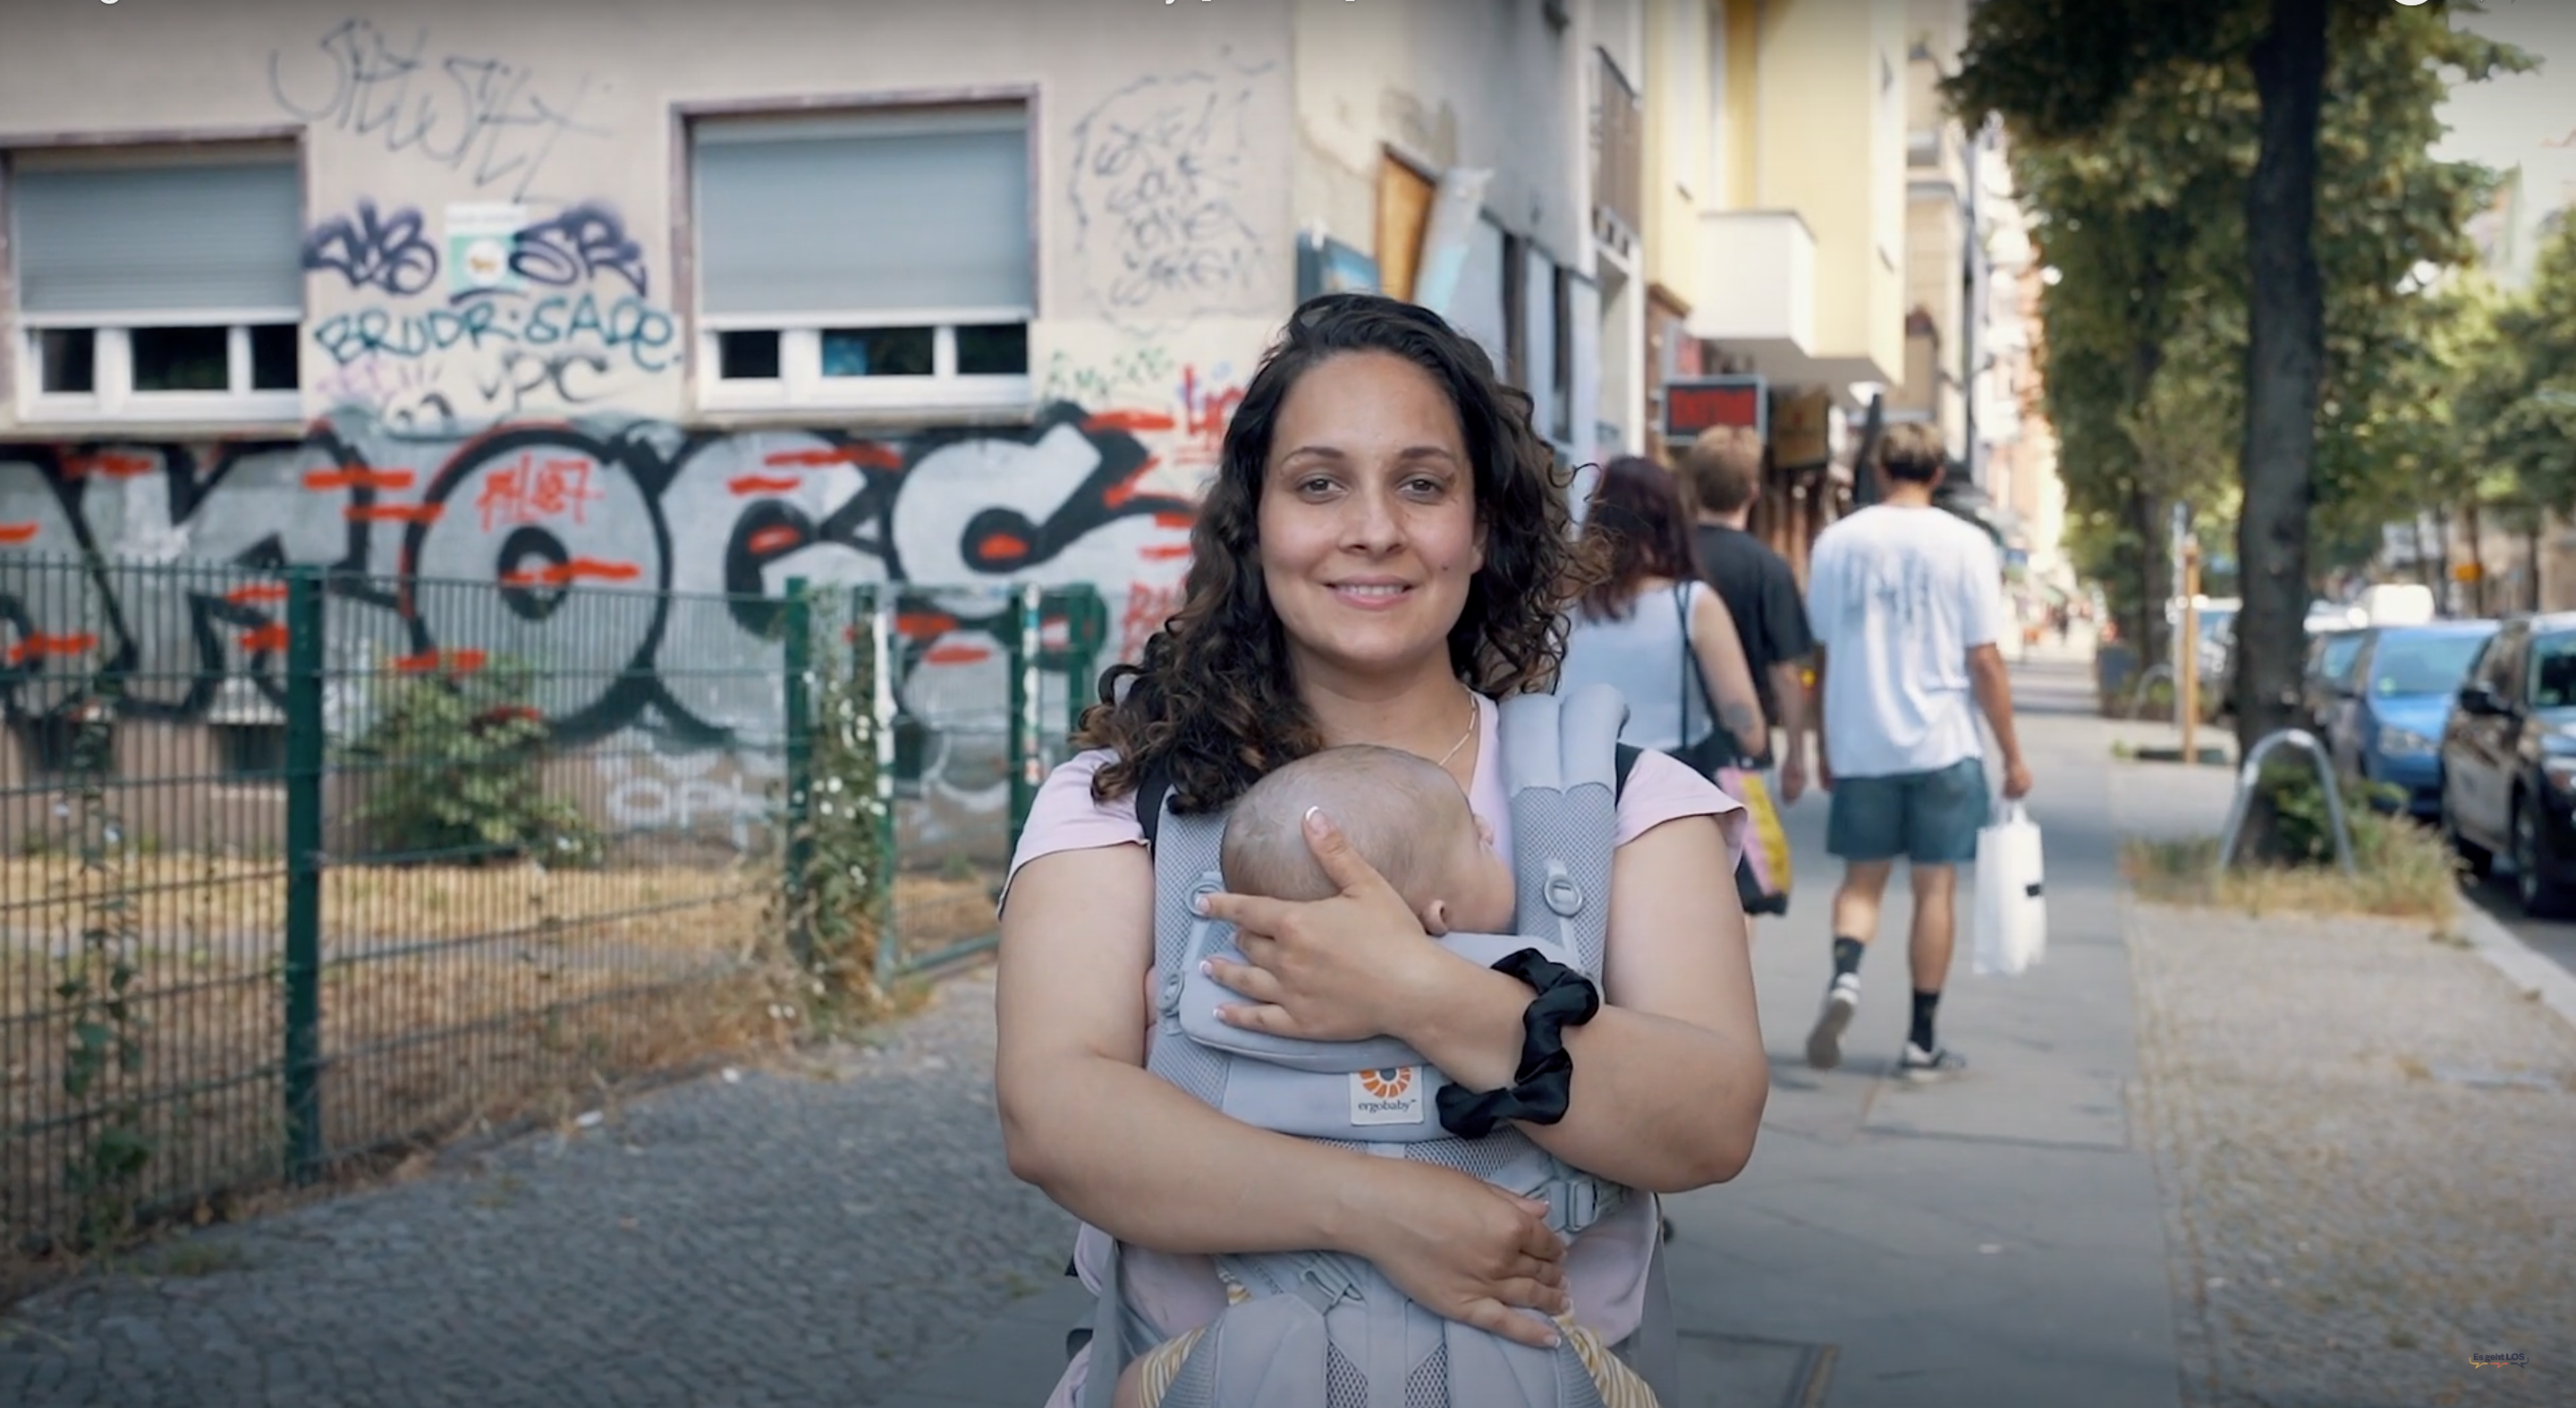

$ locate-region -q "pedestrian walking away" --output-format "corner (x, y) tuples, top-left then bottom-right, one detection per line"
(1801, 424), (2033, 1082)
(1678, 425), (1817, 932)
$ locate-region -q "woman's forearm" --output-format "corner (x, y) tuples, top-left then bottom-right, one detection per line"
(1002, 1048), (1382, 1257)
(1394, 967), (1764, 1193)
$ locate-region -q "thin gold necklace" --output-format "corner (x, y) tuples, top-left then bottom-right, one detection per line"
(1435, 693), (1477, 769)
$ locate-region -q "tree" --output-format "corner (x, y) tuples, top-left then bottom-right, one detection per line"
(1952, 0), (2520, 751)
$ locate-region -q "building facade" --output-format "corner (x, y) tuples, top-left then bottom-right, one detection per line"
(0, 0), (1625, 804)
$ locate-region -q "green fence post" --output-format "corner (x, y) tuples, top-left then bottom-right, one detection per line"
(1063, 585), (1106, 742)
(781, 579), (814, 969)
(1008, 583), (1043, 856)
(864, 586), (902, 988)
(281, 568), (326, 1185)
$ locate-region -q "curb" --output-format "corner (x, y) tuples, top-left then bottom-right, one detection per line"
(2449, 896), (2576, 1035)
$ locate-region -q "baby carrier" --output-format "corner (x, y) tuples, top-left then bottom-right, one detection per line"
(1072, 683), (1680, 1408)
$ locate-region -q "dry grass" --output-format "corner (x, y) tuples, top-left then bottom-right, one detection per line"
(2, 850), (1002, 1260)
(2122, 810), (2462, 927)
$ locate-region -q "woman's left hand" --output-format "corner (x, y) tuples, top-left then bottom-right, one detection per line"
(1197, 807), (1456, 1043)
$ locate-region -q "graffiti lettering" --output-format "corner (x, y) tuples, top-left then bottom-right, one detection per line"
(267, 20), (605, 203)
(511, 202), (648, 298)
(313, 293), (676, 375)
(1071, 71), (1270, 317)
(302, 199), (441, 296)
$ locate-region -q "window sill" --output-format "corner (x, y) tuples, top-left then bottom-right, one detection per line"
(682, 403), (1044, 435)
(0, 416), (309, 443)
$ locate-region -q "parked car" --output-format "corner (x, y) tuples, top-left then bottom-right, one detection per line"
(2438, 613), (2576, 917)
(2327, 621), (2498, 819)
(2301, 627), (2368, 736)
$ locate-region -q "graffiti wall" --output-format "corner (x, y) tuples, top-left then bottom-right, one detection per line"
(0, 363), (1262, 852)
(0, 7), (1307, 852)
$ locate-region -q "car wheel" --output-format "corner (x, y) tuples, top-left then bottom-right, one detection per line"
(2512, 793), (2572, 920)
(2444, 802), (2491, 879)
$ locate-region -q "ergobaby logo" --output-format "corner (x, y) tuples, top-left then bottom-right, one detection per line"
(1350, 1066), (1426, 1125)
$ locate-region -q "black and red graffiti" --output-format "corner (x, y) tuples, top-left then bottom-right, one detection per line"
(0, 403), (1195, 751)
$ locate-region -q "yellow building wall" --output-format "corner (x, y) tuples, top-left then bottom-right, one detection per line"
(1750, 0), (1906, 382)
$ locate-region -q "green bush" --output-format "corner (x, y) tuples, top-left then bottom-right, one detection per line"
(342, 661), (602, 867)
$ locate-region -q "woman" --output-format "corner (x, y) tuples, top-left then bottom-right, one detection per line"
(1557, 456), (1769, 772)
(996, 294), (1768, 1405)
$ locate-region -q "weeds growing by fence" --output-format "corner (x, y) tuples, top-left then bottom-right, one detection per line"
(4, 556), (1101, 1268)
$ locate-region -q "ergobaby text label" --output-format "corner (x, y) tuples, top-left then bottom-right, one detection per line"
(1349, 1066), (1428, 1125)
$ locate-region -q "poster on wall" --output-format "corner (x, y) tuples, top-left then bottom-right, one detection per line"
(1296, 234), (1381, 301)
(447, 203), (528, 296)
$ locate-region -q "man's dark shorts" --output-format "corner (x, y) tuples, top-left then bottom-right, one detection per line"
(1826, 756), (1991, 865)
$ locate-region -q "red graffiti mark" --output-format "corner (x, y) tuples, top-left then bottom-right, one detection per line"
(0, 523), (38, 545)
(5, 632), (97, 666)
(763, 443), (902, 470)
(501, 558), (642, 588)
(64, 454), (154, 480)
(302, 467), (416, 492)
(345, 503), (444, 523)
(896, 611), (959, 640)
(224, 583), (290, 606)
(1120, 583), (1185, 659)
(727, 475), (803, 496)
(923, 644), (993, 666)
(476, 704), (543, 726)
(394, 649), (489, 675)
(745, 525), (804, 556)
(1181, 365), (1245, 442)
(1140, 544), (1192, 562)
(476, 454), (604, 533)
(1153, 512), (1195, 530)
(1085, 410), (1176, 434)
(978, 532), (1030, 562)
(236, 624), (291, 654)
(1104, 456), (1165, 509)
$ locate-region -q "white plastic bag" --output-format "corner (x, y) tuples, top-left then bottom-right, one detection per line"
(1972, 802), (2046, 977)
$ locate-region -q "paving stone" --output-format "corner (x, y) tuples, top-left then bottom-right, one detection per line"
(0, 968), (1077, 1407)
(2122, 867), (2576, 1405)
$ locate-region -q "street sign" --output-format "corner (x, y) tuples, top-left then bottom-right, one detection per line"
(1663, 375), (1767, 441)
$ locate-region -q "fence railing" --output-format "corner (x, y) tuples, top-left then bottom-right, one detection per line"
(1, 554), (1106, 1252)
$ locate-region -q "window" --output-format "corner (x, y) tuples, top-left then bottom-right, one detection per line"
(8, 147), (302, 423)
(692, 106), (1032, 412)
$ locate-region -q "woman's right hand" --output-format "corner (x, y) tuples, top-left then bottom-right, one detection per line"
(1340, 1159), (1572, 1350)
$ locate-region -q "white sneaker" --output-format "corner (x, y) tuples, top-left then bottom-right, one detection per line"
(1806, 973), (1860, 1070)
(1898, 1042), (1968, 1082)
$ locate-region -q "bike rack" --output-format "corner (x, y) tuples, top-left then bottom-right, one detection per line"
(2214, 728), (2356, 877)
(2123, 662), (2177, 720)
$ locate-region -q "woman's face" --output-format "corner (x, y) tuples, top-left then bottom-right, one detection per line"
(1256, 351), (1486, 691)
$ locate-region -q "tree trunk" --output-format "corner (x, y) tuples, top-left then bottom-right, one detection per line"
(2233, 0), (2327, 759)
(2127, 486), (2172, 673)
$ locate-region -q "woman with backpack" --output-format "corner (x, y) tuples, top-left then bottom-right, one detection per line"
(995, 293), (1769, 1406)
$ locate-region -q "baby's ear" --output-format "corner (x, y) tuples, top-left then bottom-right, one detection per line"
(1474, 815), (1496, 849)
(1420, 898), (1453, 937)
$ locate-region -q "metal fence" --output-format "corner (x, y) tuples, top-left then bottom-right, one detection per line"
(2, 554), (1104, 1252)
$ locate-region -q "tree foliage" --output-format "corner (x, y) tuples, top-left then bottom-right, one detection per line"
(2463, 220), (2576, 513)
(1950, 0), (2521, 666)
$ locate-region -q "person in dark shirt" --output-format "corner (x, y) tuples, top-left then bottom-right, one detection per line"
(1682, 426), (1815, 803)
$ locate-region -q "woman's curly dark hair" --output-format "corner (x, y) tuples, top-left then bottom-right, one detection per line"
(1079, 293), (1602, 814)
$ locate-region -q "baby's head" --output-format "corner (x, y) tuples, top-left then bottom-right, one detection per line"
(1219, 744), (1516, 937)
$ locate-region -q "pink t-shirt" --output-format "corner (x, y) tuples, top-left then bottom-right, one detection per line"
(1004, 691), (1743, 1404)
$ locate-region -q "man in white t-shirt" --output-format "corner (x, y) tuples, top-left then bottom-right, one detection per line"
(1801, 424), (2033, 1081)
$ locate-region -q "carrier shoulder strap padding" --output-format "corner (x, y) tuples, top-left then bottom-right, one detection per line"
(1080, 686), (1678, 1408)
(1134, 737), (1643, 853)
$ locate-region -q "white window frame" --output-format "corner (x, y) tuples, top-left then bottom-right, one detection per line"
(20, 309), (301, 425)
(687, 101), (1036, 417)
(695, 305), (1032, 414)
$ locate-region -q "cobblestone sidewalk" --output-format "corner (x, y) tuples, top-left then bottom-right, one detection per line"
(2128, 902), (2576, 1406)
(0, 970), (1079, 1408)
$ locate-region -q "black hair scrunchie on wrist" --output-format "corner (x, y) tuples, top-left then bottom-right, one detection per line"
(1435, 948), (1601, 1140)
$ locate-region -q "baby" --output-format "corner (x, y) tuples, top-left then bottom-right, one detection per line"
(1114, 745), (1657, 1408)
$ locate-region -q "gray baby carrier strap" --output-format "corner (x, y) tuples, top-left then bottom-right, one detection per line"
(1075, 685), (1678, 1408)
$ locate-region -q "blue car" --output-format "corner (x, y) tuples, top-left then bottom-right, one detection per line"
(2327, 621), (2500, 817)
